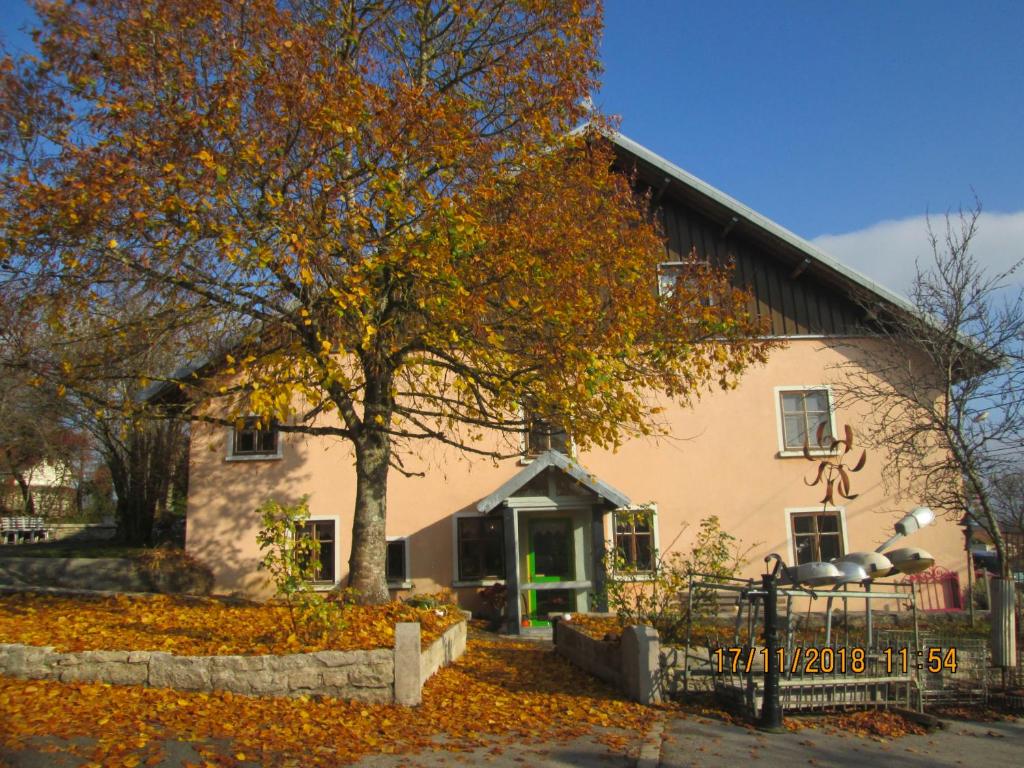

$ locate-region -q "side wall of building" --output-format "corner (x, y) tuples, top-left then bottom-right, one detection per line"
(185, 338), (966, 605)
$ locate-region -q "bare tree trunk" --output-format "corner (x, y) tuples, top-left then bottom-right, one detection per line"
(12, 470), (34, 516)
(348, 426), (391, 604)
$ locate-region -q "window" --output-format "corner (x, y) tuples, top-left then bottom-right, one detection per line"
(525, 415), (569, 456)
(658, 262), (686, 298)
(790, 511), (845, 565)
(386, 538), (410, 586)
(456, 516), (505, 582)
(614, 507), (655, 574)
(230, 417), (280, 459)
(777, 387), (834, 453)
(297, 519), (336, 584)
(657, 256), (714, 305)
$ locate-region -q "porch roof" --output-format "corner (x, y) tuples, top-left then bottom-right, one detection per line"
(475, 450), (631, 513)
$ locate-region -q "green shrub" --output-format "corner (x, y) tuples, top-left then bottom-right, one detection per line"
(599, 515), (753, 645)
(255, 497), (347, 643)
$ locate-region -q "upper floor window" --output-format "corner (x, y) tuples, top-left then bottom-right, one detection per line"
(776, 387), (834, 454)
(525, 415), (569, 456)
(229, 417), (281, 460)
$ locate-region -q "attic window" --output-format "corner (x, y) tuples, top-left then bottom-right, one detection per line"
(657, 258), (714, 306)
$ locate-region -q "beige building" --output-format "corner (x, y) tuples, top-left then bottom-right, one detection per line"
(179, 133), (966, 628)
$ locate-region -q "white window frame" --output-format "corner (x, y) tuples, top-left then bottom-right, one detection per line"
(773, 385), (837, 457)
(784, 506), (849, 566)
(225, 416), (284, 462)
(300, 514), (341, 590)
(606, 504), (660, 582)
(386, 536), (412, 589)
(451, 512), (506, 587)
(518, 406), (575, 464)
(657, 260), (716, 306)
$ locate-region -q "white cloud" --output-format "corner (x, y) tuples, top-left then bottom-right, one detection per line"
(811, 210), (1024, 296)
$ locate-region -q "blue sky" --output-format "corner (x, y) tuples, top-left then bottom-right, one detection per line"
(3, 0), (1022, 292)
(599, 0), (1024, 291)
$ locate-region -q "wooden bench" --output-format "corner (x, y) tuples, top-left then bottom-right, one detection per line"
(0, 516), (49, 544)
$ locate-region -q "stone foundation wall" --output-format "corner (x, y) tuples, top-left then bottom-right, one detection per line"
(0, 618), (466, 705)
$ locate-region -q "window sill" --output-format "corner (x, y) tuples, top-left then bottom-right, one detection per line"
(776, 449), (832, 459)
(225, 453), (283, 462)
(452, 579), (504, 588)
(387, 581), (413, 590)
(610, 572), (657, 582)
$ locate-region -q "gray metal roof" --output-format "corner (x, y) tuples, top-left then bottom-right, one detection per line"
(475, 450), (631, 513)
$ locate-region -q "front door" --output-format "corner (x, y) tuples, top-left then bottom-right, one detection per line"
(526, 518), (574, 625)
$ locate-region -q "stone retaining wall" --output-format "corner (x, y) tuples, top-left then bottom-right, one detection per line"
(46, 523), (117, 542)
(0, 618), (467, 706)
(552, 618), (661, 704)
(0, 557), (149, 592)
(552, 618), (622, 688)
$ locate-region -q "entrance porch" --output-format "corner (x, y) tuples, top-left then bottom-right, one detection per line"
(474, 450), (632, 633)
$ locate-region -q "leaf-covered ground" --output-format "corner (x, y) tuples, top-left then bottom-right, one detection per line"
(0, 631), (657, 767)
(0, 593), (460, 655)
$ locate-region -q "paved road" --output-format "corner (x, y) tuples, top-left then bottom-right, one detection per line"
(3, 712), (1021, 766)
(658, 714), (1023, 768)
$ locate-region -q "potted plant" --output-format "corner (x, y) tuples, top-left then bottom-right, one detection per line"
(477, 582), (507, 632)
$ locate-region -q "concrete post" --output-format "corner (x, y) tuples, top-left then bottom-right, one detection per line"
(394, 622), (422, 706)
(621, 625), (662, 704)
(991, 578), (1017, 669)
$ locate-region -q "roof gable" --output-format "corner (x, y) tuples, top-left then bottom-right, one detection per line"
(476, 451), (631, 512)
(608, 130), (917, 321)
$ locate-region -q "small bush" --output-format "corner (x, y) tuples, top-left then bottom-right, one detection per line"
(256, 497), (347, 644)
(599, 515), (753, 645)
(137, 546), (214, 595)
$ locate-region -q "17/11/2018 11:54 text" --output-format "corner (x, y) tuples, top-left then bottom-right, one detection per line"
(711, 646), (958, 675)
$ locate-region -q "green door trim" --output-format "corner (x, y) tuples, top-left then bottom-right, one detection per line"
(526, 517), (574, 626)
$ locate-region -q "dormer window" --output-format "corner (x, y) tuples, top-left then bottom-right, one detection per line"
(228, 417), (282, 460)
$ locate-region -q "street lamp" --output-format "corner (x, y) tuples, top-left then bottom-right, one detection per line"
(876, 506), (935, 553)
(884, 547), (935, 574)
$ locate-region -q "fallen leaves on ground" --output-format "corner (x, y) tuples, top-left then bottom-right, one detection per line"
(675, 694), (929, 739)
(818, 710), (927, 738)
(565, 613), (622, 641)
(930, 704), (1017, 722)
(0, 593), (459, 655)
(0, 631), (656, 766)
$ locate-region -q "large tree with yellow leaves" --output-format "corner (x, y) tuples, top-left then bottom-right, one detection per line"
(1, 0), (772, 602)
